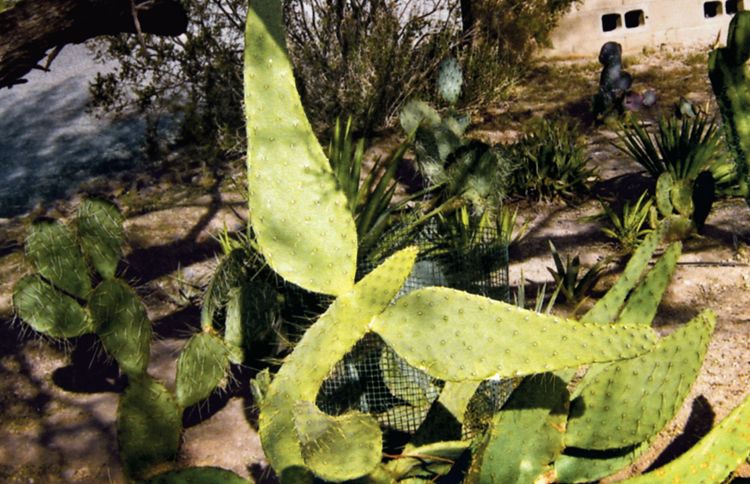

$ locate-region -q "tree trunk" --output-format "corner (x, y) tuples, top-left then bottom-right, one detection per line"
(0, 0), (187, 89)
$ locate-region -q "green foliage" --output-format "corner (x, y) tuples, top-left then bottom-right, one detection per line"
(598, 191), (654, 253)
(13, 275), (93, 338)
(547, 241), (605, 306)
(508, 118), (594, 201)
(175, 332), (231, 408)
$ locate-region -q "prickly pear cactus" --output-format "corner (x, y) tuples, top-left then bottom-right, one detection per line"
(709, 10), (750, 203)
(175, 332), (230, 408)
(437, 57), (463, 105)
(76, 198), (125, 279)
(13, 275), (93, 338)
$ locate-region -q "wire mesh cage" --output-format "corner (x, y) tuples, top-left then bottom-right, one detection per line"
(317, 222), (512, 439)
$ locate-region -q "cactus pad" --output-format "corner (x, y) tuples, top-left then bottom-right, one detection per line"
(145, 467), (252, 483)
(469, 374), (568, 484)
(76, 198), (125, 280)
(13, 275), (93, 338)
(244, 0), (357, 296)
(258, 247), (417, 476)
(371, 287), (658, 381)
(89, 279), (152, 375)
(117, 375), (182, 479)
(617, 242), (681, 325)
(175, 332), (230, 408)
(437, 57), (462, 105)
(624, 392), (750, 483)
(555, 440), (651, 483)
(565, 310), (715, 449)
(385, 440), (470, 480)
(25, 220), (91, 299)
(381, 348), (440, 408)
(293, 401), (382, 481)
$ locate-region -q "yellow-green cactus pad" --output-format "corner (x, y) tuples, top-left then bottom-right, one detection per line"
(294, 402), (382, 481)
(244, 0), (357, 296)
(13, 275), (93, 338)
(554, 439), (651, 483)
(624, 392), (750, 483)
(381, 348), (440, 408)
(258, 248), (417, 476)
(26, 220), (91, 299)
(371, 287), (658, 381)
(76, 198), (125, 280)
(175, 332), (230, 408)
(90, 279), (152, 376)
(565, 310), (715, 450)
(617, 242), (681, 325)
(117, 375), (182, 480)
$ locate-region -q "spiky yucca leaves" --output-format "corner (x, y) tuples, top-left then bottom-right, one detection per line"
(599, 191), (654, 253)
(546, 241), (605, 306)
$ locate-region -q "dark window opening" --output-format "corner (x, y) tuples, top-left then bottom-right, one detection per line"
(602, 13), (621, 32)
(726, 0), (743, 14)
(625, 10), (645, 28)
(704, 1), (723, 17)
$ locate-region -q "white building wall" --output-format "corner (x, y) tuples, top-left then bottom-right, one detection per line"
(546, 0), (744, 56)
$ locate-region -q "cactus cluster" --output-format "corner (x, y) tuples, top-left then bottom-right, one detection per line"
(709, 10), (750, 204)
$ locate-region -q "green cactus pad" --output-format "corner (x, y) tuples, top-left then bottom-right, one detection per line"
(145, 467), (252, 483)
(258, 247), (417, 476)
(437, 57), (463, 105)
(76, 198), (125, 280)
(374, 405), (430, 433)
(381, 348), (440, 408)
(617, 242), (681, 325)
(623, 392), (750, 483)
(25, 220), (91, 299)
(582, 228), (661, 324)
(89, 279), (152, 375)
(656, 172), (674, 217)
(438, 380), (481, 424)
(244, 0), (357, 296)
(250, 368), (271, 407)
(400, 99), (441, 134)
(371, 287), (658, 381)
(117, 375), (182, 479)
(565, 310), (715, 450)
(294, 402), (382, 482)
(469, 374), (568, 484)
(13, 275), (93, 338)
(175, 332), (230, 408)
(200, 248), (247, 331)
(661, 214), (693, 242)
(554, 440), (651, 483)
(671, 178), (694, 217)
(385, 440), (469, 481)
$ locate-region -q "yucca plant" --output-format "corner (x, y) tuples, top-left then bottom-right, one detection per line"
(599, 191), (654, 254)
(495, 205), (528, 248)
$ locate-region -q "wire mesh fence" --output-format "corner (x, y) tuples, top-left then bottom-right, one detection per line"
(317, 222), (512, 439)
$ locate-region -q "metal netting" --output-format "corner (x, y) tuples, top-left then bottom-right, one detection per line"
(317, 223), (512, 439)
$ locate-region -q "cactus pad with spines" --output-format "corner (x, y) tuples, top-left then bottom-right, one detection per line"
(437, 57), (462, 105)
(582, 228), (661, 324)
(25, 220), (91, 299)
(469, 374), (568, 484)
(565, 310), (715, 449)
(13, 275), (93, 338)
(617, 241), (681, 325)
(117, 376), (182, 479)
(385, 440), (470, 480)
(293, 401), (382, 481)
(175, 332), (230, 408)
(146, 466), (253, 483)
(90, 279), (152, 375)
(623, 392), (750, 483)
(258, 247), (417, 477)
(75, 198), (125, 280)
(381, 348), (440, 408)
(371, 287), (658, 381)
(244, 0), (357, 296)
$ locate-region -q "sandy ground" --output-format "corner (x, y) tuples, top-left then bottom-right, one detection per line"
(0, 46), (749, 482)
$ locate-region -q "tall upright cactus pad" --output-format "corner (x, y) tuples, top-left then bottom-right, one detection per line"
(175, 332), (230, 408)
(258, 248), (417, 478)
(565, 310), (715, 450)
(372, 287), (658, 381)
(244, 0), (357, 296)
(12, 275), (93, 338)
(89, 279), (152, 376)
(293, 401), (382, 482)
(709, 10), (750, 203)
(75, 198), (125, 280)
(117, 376), (182, 480)
(25, 220), (91, 299)
(624, 392), (750, 483)
(468, 374), (568, 484)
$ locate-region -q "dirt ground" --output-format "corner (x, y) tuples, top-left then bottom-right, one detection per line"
(1, 46), (750, 482)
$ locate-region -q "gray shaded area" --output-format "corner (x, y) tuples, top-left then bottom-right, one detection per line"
(0, 44), (146, 218)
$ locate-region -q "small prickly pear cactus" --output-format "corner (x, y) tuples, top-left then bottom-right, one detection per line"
(709, 10), (750, 204)
(437, 57), (463, 105)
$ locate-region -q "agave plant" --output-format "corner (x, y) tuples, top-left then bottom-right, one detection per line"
(599, 190), (654, 253)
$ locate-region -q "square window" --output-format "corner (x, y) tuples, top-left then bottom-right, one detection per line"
(625, 10), (645, 28)
(726, 0), (744, 14)
(704, 1), (723, 17)
(602, 13), (622, 32)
